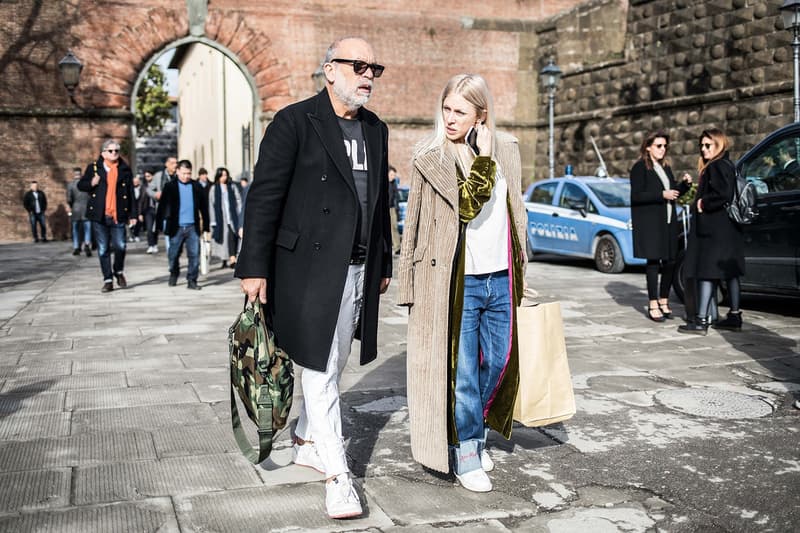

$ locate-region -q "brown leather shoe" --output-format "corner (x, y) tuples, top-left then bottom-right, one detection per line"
(115, 274), (127, 289)
(101, 282), (113, 293)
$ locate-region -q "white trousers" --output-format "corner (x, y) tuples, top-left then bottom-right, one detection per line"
(294, 264), (364, 477)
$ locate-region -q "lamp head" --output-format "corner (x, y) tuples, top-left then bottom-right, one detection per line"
(781, 0), (800, 31)
(540, 58), (562, 91)
(58, 50), (83, 95)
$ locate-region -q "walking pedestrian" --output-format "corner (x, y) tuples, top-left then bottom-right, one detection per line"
(208, 167), (242, 269)
(67, 167), (92, 256)
(156, 160), (209, 290)
(388, 165), (402, 254)
(22, 181), (48, 242)
(131, 174), (147, 242)
(396, 74), (528, 493)
(629, 131), (691, 322)
(235, 37), (392, 519)
(78, 139), (137, 293)
(143, 170), (159, 253)
(678, 128), (745, 334)
(153, 156), (178, 255)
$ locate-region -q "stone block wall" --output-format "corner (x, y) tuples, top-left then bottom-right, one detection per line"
(533, 0), (794, 180)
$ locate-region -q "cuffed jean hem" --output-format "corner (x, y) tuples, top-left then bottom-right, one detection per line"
(450, 438), (483, 475)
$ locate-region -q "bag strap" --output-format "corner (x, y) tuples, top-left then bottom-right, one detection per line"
(230, 385), (274, 464)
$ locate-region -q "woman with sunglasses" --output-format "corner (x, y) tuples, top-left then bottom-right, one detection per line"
(630, 131), (692, 322)
(397, 74), (528, 493)
(678, 128), (745, 334)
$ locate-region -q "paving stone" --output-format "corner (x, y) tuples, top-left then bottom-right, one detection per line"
(0, 498), (180, 533)
(151, 424), (239, 458)
(364, 476), (536, 526)
(174, 482), (394, 532)
(0, 432), (157, 472)
(0, 469), (71, 512)
(0, 411), (71, 440)
(74, 454), (263, 505)
(1, 372), (126, 393)
(73, 356), (183, 374)
(65, 384), (199, 410)
(385, 520), (511, 532)
(71, 403), (219, 433)
(0, 339), (74, 353)
(126, 367), (226, 387)
(0, 360), (72, 379)
(0, 390), (64, 414)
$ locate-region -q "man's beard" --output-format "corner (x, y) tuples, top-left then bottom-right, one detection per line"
(332, 73), (371, 111)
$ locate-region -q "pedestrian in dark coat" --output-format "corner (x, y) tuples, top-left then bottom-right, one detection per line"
(235, 37), (391, 520)
(679, 128), (745, 335)
(78, 139), (137, 292)
(630, 131), (691, 322)
(22, 181), (48, 242)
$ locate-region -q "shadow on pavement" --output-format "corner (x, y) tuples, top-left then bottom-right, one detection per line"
(0, 380), (56, 419)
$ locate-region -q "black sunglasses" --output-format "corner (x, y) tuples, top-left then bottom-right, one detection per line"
(330, 59), (385, 78)
(105, 149), (120, 153)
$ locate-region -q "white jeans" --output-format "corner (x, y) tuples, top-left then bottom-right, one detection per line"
(295, 264), (364, 477)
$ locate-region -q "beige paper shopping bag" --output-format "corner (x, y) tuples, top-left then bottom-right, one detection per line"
(513, 301), (576, 427)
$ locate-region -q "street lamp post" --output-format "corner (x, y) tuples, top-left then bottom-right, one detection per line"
(540, 58), (562, 179)
(781, 0), (800, 122)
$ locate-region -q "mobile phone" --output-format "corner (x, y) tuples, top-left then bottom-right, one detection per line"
(465, 126), (479, 154)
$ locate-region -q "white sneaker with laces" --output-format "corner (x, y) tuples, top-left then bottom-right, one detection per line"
(455, 468), (493, 492)
(325, 474), (362, 519)
(481, 449), (494, 472)
(292, 442), (325, 473)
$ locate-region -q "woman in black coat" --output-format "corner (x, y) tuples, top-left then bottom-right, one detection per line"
(630, 131), (691, 322)
(678, 128), (745, 335)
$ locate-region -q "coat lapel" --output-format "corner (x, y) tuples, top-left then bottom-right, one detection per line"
(415, 149), (458, 211)
(362, 112), (383, 212)
(307, 91), (357, 196)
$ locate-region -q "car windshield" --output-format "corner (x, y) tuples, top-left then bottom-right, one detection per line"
(586, 182), (631, 207)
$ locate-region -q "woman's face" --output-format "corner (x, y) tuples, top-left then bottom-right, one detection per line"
(442, 93), (482, 143)
(646, 137), (668, 162)
(219, 171), (229, 183)
(700, 136), (720, 160)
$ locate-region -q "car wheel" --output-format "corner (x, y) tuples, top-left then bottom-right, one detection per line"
(594, 235), (625, 273)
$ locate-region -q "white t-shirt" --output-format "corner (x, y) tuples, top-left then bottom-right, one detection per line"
(464, 168), (509, 275)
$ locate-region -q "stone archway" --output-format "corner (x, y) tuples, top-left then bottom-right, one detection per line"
(87, 6), (293, 116)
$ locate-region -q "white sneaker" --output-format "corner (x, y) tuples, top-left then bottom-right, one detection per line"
(152, 245), (159, 253)
(145, 246), (154, 254)
(292, 442), (325, 473)
(455, 468), (493, 492)
(325, 474), (362, 519)
(481, 449), (494, 472)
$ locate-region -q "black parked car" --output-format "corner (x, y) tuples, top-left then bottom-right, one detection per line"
(674, 122), (800, 301)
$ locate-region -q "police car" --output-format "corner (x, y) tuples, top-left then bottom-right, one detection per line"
(524, 176), (646, 273)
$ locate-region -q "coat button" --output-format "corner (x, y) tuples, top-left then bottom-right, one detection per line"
(123, 195), (127, 199)
(313, 242), (321, 250)
(321, 174), (327, 182)
(431, 259), (436, 266)
(323, 208), (330, 214)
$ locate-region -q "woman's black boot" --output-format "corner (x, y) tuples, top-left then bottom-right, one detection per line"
(678, 316), (709, 335)
(712, 311), (742, 331)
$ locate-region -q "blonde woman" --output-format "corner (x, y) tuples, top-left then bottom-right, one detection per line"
(397, 74), (527, 493)
(678, 128), (745, 334)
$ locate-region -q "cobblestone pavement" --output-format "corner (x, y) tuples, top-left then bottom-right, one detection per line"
(0, 240), (798, 532)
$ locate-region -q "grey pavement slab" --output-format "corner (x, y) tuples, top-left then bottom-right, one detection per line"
(0, 242), (798, 531)
(0, 498), (180, 533)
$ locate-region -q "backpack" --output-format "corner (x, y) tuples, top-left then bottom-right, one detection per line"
(229, 298), (294, 464)
(724, 160), (758, 225)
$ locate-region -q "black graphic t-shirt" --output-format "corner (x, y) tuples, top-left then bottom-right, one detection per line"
(337, 117), (369, 250)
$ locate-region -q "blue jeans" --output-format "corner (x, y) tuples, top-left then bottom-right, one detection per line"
(451, 270), (512, 475)
(72, 219), (92, 249)
(28, 212), (46, 241)
(168, 225), (200, 282)
(93, 218), (127, 282)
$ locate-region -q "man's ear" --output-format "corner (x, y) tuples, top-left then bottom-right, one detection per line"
(323, 63), (335, 84)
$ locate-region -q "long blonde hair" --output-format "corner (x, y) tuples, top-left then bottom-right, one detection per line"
(697, 128), (730, 175)
(413, 74), (497, 175)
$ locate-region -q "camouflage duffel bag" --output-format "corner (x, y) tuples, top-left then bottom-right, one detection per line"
(229, 298), (294, 464)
